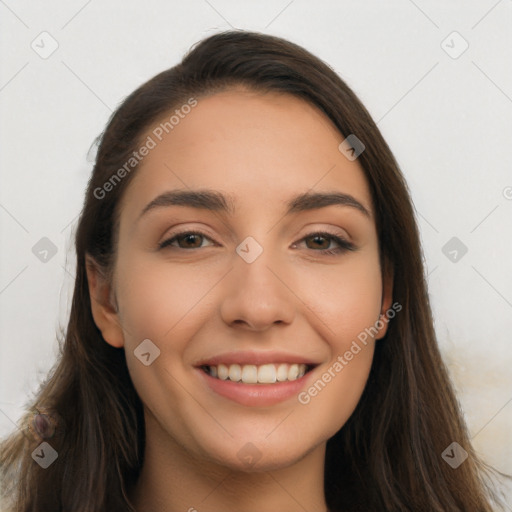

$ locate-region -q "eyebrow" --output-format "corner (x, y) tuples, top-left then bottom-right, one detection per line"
(137, 189), (371, 221)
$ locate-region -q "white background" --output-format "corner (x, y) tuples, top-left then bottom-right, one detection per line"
(1, 0), (511, 478)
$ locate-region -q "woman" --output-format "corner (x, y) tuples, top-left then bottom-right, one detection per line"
(1, 30), (508, 511)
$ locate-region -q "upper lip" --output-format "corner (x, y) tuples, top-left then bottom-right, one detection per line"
(194, 351), (321, 367)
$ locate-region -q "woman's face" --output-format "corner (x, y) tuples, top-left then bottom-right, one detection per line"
(90, 88), (392, 471)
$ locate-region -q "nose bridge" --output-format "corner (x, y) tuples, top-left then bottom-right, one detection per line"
(220, 236), (295, 330)
(236, 240), (278, 291)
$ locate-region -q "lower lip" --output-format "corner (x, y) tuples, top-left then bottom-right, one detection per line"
(196, 368), (313, 407)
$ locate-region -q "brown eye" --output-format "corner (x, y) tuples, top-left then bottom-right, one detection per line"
(175, 233), (204, 248)
(295, 231), (356, 256)
(305, 234), (331, 250)
(159, 231), (215, 250)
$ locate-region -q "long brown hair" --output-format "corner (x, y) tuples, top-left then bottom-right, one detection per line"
(1, 30), (507, 511)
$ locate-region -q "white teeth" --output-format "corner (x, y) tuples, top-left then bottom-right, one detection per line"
(257, 364), (276, 383)
(217, 363), (229, 380)
(228, 364), (241, 382)
(205, 363), (308, 383)
(276, 364), (289, 382)
(241, 365), (258, 384)
(288, 363), (299, 380)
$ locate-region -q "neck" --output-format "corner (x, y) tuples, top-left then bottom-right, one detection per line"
(129, 412), (328, 512)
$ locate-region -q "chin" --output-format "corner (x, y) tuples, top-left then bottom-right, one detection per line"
(195, 433), (320, 474)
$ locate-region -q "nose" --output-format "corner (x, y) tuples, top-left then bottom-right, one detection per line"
(220, 249), (295, 332)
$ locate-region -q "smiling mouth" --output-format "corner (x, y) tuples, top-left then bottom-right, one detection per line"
(201, 363), (315, 384)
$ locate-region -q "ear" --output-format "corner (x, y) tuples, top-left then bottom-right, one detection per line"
(375, 259), (394, 340)
(85, 254), (125, 348)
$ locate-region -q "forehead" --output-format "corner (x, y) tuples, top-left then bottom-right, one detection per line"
(118, 88), (373, 223)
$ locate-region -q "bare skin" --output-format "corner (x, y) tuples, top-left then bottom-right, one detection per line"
(86, 88), (393, 512)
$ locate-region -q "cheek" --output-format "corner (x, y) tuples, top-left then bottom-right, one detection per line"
(116, 256), (214, 436)
(115, 254), (216, 345)
(115, 254), (219, 403)
(291, 253), (382, 432)
(297, 251), (384, 343)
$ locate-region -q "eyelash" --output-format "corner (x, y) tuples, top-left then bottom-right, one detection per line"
(158, 230), (355, 256)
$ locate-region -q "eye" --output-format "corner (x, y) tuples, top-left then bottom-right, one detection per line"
(158, 229), (356, 256)
(158, 230), (216, 250)
(293, 231), (356, 256)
